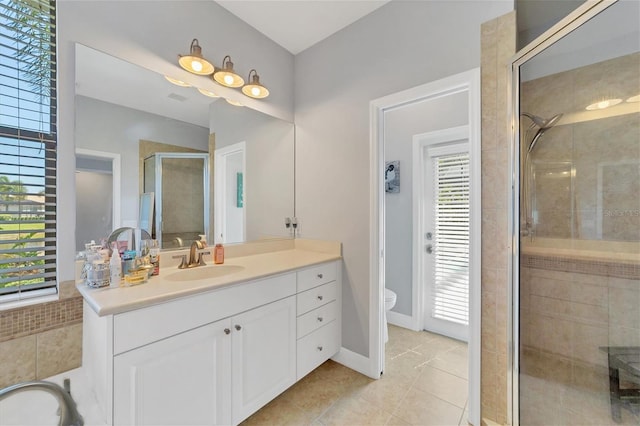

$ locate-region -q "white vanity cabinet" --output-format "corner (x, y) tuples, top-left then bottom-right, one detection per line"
(113, 318), (232, 425)
(82, 259), (341, 426)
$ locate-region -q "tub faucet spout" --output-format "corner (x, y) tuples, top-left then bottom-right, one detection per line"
(0, 380), (84, 426)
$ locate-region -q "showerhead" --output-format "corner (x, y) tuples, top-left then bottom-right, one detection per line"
(521, 112), (563, 130)
(522, 112), (564, 154)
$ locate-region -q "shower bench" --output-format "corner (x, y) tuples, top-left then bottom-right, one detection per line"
(600, 346), (640, 423)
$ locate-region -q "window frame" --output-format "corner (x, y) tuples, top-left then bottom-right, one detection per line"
(0, 0), (58, 304)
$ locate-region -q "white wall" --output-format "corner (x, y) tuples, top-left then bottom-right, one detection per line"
(75, 96), (209, 228)
(384, 92), (469, 316)
(294, 0), (513, 356)
(209, 102), (295, 241)
(57, 0), (294, 281)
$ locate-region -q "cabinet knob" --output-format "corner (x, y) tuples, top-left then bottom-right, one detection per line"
(317, 295), (323, 301)
(317, 317), (323, 322)
(235, 324), (242, 331)
(317, 273), (323, 279)
(224, 328), (231, 335)
(317, 346), (323, 351)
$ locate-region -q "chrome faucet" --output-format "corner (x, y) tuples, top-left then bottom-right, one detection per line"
(0, 379), (84, 426)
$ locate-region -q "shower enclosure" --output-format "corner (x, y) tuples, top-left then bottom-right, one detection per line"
(143, 153), (210, 249)
(511, 1), (640, 425)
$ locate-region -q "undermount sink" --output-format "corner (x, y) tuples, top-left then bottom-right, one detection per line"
(165, 265), (245, 282)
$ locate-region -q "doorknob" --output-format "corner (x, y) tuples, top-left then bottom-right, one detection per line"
(426, 244), (433, 254)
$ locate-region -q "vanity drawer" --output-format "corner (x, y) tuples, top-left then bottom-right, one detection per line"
(297, 281), (338, 316)
(297, 262), (337, 292)
(297, 320), (340, 380)
(297, 300), (338, 339)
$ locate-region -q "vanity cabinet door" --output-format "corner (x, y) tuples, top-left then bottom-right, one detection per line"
(113, 319), (232, 426)
(231, 295), (297, 424)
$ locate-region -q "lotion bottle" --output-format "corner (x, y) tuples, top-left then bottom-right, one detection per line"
(109, 243), (122, 287)
(214, 243), (224, 264)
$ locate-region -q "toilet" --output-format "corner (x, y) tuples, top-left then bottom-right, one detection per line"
(384, 288), (397, 343)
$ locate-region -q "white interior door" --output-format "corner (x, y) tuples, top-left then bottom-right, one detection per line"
(215, 142), (246, 244)
(421, 136), (470, 342)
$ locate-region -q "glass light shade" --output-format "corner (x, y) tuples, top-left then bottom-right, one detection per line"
(197, 88), (220, 98)
(626, 94), (640, 103)
(225, 98), (244, 107)
(242, 71), (269, 99)
(178, 39), (214, 76)
(164, 76), (191, 87)
(213, 56), (244, 88)
(585, 98), (622, 110)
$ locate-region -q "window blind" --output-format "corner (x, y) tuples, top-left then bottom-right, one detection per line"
(0, 0), (57, 299)
(432, 153), (469, 325)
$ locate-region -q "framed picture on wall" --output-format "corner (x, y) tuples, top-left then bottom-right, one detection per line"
(385, 161), (400, 193)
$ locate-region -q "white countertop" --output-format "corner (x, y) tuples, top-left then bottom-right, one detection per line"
(77, 246), (341, 317)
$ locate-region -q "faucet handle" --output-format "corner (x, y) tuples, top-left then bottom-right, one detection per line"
(196, 249), (211, 266)
(172, 254), (188, 269)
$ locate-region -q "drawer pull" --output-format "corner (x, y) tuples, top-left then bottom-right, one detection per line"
(235, 324), (242, 331)
(224, 328), (231, 335)
(317, 295), (323, 301)
(317, 273), (324, 279)
(317, 316), (323, 322)
(317, 346), (323, 351)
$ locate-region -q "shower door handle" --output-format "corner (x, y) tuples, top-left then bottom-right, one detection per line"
(425, 244), (433, 254)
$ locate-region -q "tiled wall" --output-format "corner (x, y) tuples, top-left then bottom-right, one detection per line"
(521, 53), (640, 241)
(480, 10), (515, 424)
(0, 281), (83, 388)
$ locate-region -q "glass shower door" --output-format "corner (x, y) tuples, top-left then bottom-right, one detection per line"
(514, 1), (640, 425)
(144, 153), (210, 249)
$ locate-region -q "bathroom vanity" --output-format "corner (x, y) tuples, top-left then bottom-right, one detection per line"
(78, 244), (341, 425)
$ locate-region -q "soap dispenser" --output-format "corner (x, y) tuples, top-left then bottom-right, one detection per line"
(214, 242), (224, 264)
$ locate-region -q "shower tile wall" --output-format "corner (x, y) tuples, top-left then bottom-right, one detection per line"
(521, 52), (640, 241)
(480, 10), (515, 425)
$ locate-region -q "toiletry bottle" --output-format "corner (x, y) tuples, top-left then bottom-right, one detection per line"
(110, 243), (122, 288)
(149, 239), (160, 276)
(214, 243), (224, 264)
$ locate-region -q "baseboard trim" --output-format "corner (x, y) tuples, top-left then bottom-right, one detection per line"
(387, 310), (418, 331)
(332, 347), (377, 379)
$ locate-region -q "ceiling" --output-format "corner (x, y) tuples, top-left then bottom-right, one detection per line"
(215, 0), (391, 55)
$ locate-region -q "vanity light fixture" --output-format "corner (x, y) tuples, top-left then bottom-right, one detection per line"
(626, 94), (640, 103)
(164, 76), (191, 87)
(197, 88), (220, 98)
(225, 98), (244, 107)
(242, 69), (269, 99)
(213, 56), (245, 88)
(178, 39), (215, 76)
(585, 97), (622, 110)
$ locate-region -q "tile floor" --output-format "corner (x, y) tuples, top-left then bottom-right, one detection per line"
(242, 325), (469, 426)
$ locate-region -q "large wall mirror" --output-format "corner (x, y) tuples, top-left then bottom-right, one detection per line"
(74, 44), (295, 251)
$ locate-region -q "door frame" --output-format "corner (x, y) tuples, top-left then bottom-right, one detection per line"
(214, 142), (246, 243)
(413, 126), (470, 340)
(369, 68), (481, 425)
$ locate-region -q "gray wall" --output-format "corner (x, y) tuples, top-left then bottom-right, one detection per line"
(57, 0), (294, 281)
(384, 92), (469, 316)
(75, 96), (209, 227)
(294, 0), (513, 356)
(209, 102), (295, 242)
